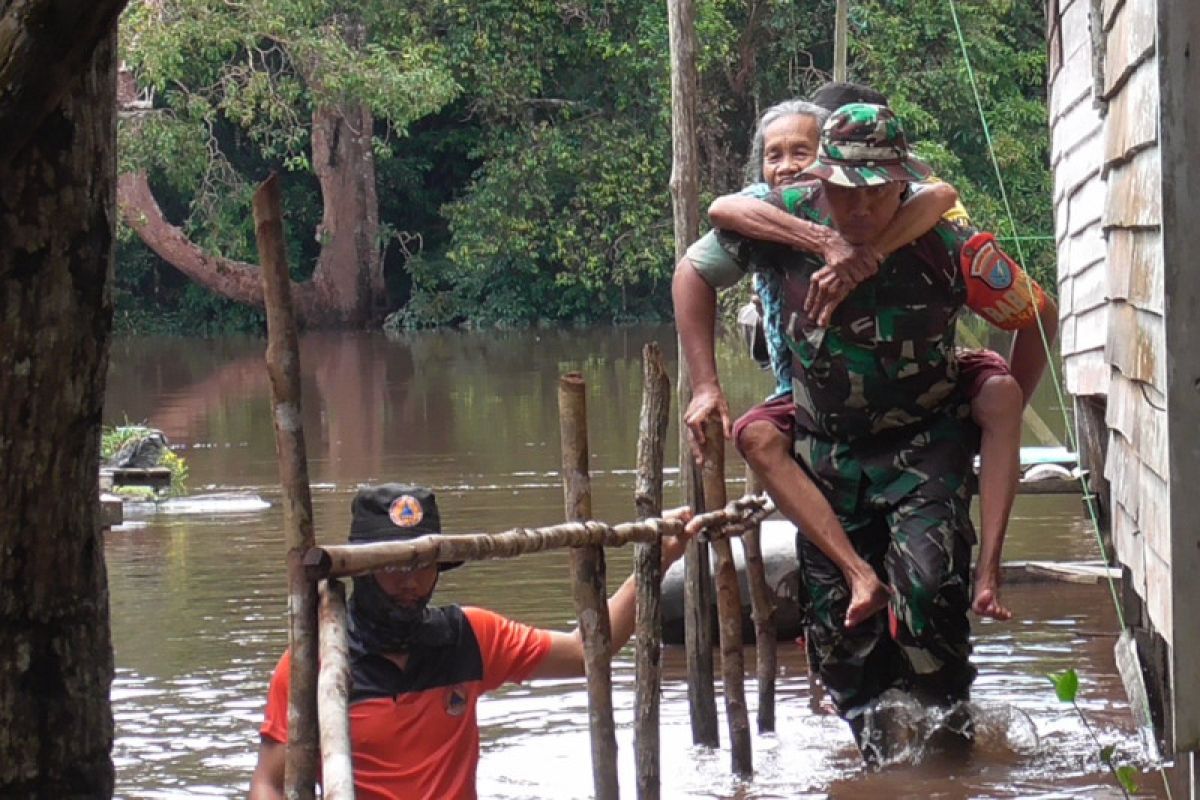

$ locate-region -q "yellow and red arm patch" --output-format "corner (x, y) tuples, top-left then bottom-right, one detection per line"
(960, 232), (1047, 330)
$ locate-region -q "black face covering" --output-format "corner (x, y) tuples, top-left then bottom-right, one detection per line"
(347, 575), (455, 655)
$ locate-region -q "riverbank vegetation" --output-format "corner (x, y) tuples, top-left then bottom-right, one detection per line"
(117, 0), (1051, 333)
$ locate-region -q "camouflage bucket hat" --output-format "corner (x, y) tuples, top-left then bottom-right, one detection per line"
(802, 103), (932, 187)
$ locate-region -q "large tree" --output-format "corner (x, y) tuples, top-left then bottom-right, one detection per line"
(0, 0), (128, 794)
(118, 0), (457, 327)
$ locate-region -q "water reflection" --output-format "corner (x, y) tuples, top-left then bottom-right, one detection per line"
(104, 326), (1157, 798)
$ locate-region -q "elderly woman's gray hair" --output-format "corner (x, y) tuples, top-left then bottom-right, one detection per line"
(745, 100), (829, 184)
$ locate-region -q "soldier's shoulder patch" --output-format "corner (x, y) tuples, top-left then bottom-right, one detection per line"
(960, 232), (1047, 331)
(962, 232), (1013, 290)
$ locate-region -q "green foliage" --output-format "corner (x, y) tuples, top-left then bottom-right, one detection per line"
(101, 425), (189, 498)
(437, 118), (674, 326)
(852, 0), (1055, 289)
(1048, 668), (1079, 703)
(1114, 765), (1139, 795)
(1048, 668), (1141, 799)
(119, 0), (1056, 331)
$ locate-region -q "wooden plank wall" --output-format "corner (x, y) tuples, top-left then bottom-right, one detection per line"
(1049, 0), (1109, 398)
(1156, 0), (1200, 753)
(1096, 0), (1169, 644)
(1052, 0), (1199, 757)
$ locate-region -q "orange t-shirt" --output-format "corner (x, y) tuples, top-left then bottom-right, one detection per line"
(260, 606), (552, 800)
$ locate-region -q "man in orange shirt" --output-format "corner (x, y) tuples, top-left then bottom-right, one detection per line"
(248, 484), (692, 800)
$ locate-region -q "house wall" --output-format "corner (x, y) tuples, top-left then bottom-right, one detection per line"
(1050, 0), (1199, 753)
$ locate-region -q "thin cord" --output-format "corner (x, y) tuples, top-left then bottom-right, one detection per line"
(947, 2), (1172, 793)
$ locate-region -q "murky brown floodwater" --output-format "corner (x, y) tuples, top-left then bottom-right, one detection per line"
(104, 326), (1164, 798)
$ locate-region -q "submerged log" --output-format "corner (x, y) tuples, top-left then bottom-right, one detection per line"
(634, 344), (670, 800)
(741, 467), (777, 733)
(317, 580), (354, 800)
(254, 174), (318, 799)
(558, 373), (618, 800)
(700, 419), (752, 777)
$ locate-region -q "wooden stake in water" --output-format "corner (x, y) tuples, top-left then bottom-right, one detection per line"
(701, 418), (752, 776)
(741, 466), (777, 733)
(666, 0), (718, 748)
(317, 579), (354, 800)
(254, 173), (318, 800)
(558, 372), (619, 800)
(634, 344), (670, 799)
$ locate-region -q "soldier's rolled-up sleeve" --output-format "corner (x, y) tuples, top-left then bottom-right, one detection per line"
(687, 230), (747, 290)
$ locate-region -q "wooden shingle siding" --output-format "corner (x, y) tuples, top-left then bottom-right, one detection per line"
(1073, 303), (1109, 353)
(1071, 259), (1107, 313)
(1052, 94), (1104, 171)
(1106, 429), (1143, 524)
(1048, 0), (1064, 82)
(1067, 181), (1105, 239)
(1157, 0), (1200, 750)
(1103, 59), (1157, 166)
(1064, 347), (1110, 396)
(1145, 546), (1172, 643)
(1107, 303), (1165, 392)
(1062, 0), (1095, 61)
(1102, 0), (1127, 30)
(1106, 227), (1163, 314)
(1103, 0), (1155, 99)
(1106, 368), (1168, 479)
(1103, 147), (1161, 227)
(1113, 497), (1145, 598)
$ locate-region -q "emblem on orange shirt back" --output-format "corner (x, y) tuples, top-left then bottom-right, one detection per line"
(444, 684), (468, 717)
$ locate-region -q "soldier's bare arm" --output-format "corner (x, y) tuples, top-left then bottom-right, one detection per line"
(672, 256), (732, 460)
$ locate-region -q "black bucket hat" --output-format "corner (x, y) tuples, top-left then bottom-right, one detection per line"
(349, 484), (462, 571)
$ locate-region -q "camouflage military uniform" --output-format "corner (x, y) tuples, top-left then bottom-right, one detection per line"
(718, 178), (981, 717)
(700, 105), (1047, 730)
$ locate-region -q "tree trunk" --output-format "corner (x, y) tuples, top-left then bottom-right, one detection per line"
(310, 99), (384, 327)
(0, 25), (119, 798)
(0, 0), (127, 167)
(116, 30), (385, 329)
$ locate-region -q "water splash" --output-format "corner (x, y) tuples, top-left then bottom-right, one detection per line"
(856, 689), (1040, 767)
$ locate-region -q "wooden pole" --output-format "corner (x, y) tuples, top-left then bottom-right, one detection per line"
(634, 344), (670, 800)
(666, 0), (718, 749)
(254, 173), (319, 800)
(317, 580), (354, 800)
(834, 0), (849, 81)
(741, 466), (777, 733)
(558, 373), (619, 800)
(302, 499), (773, 580)
(700, 418), (752, 776)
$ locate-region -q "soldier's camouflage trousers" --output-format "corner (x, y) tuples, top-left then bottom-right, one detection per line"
(794, 409), (979, 717)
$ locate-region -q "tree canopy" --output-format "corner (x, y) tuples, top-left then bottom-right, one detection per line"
(116, 0), (1053, 332)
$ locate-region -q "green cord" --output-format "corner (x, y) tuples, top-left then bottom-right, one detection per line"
(947, 1), (1173, 792)
(945, 0), (1122, 627)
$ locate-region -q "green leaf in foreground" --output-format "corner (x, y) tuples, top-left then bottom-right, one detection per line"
(1048, 668), (1079, 703)
(1114, 765), (1139, 794)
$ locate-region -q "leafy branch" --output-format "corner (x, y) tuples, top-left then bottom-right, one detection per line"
(1048, 669), (1139, 798)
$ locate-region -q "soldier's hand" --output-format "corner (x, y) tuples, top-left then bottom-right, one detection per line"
(820, 232), (880, 285)
(684, 384), (731, 465)
(805, 268), (855, 326)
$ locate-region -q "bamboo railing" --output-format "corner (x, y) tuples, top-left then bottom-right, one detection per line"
(701, 418), (753, 777)
(255, 174), (783, 797)
(254, 174), (318, 800)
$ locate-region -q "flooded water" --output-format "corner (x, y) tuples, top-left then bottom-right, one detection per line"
(103, 326), (1165, 798)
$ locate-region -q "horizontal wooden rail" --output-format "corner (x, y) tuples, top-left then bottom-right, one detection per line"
(302, 495), (774, 580)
